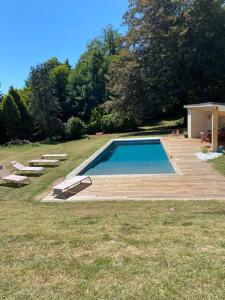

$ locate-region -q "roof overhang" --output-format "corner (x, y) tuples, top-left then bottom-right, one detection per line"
(184, 102), (225, 112)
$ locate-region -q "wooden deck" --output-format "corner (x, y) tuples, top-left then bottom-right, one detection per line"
(43, 137), (225, 202)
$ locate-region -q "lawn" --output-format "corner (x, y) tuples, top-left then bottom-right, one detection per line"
(1, 130), (225, 299)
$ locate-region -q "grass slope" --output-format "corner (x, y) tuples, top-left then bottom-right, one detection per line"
(0, 130), (225, 299)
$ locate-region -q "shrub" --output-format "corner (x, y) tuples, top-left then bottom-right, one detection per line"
(88, 120), (103, 134)
(87, 112), (139, 134)
(101, 113), (138, 133)
(88, 108), (103, 134)
(2, 139), (39, 147)
(201, 146), (209, 153)
(65, 117), (85, 139)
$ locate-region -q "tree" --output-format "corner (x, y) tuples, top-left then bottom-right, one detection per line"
(68, 26), (123, 121)
(102, 25), (123, 56)
(65, 117), (85, 139)
(108, 0), (225, 120)
(0, 82), (3, 101)
(179, 0), (225, 104)
(17, 87), (31, 106)
(0, 104), (7, 144)
(49, 64), (70, 121)
(1, 95), (22, 140)
(68, 40), (107, 121)
(8, 86), (32, 138)
(107, 49), (145, 118)
(44, 57), (61, 71)
(29, 63), (64, 138)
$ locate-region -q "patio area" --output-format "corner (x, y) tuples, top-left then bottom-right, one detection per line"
(184, 102), (225, 151)
(43, 136), (225, 202)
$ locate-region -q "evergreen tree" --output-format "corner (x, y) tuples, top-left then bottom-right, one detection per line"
(2, 95), (22, 140)
(0, 104), (7, 144)
(49, 64), (70, 121)
(8, 86), (33, 138)
(29, 63), (63, 138)
(0, 82), (3, 101)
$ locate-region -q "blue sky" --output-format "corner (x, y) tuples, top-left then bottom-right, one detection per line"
(0, 0), (128, 93)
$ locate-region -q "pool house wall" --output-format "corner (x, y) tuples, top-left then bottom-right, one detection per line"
(184, 102), (225, 151)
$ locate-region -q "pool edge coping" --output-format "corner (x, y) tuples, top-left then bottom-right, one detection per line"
(67, 137), (182, 179)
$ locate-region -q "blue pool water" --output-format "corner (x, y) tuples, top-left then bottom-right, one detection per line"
(78, 139), (175, 175)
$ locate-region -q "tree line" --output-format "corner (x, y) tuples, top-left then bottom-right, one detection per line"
(1, 0), (225, 144)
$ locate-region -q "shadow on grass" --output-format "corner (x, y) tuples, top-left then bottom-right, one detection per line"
(0, 182), (29, 189)
(121, 129), (173, 137)
(40, 136), (88, 146)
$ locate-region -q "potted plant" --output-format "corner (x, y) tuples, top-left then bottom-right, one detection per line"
(183, 130), (188, 138)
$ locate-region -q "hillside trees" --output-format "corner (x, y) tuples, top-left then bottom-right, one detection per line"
(108, 0), (225, 120)
(2, 3), (225, 143)
(179, 0), (225, 104)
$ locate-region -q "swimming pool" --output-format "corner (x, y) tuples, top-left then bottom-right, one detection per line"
(76, 138), (175, 176)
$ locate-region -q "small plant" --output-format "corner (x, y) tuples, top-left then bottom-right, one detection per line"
(183, 130), (188, 138)
(201, 146), (209, 153)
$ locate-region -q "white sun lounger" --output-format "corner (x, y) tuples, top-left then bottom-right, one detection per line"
(10, 161), (44, 175)
(0, 165), (30, 187)
(41, 154), (68, 160)
(28, 159), (60, 167)
(52, 176), (92, 199)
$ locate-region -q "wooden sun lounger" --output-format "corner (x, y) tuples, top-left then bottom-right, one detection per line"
(41, 154), (68, 161)
(10, 161), (44, 175)
(29, 159), (60, 167)
(0, 165), (30, 187)
(52, 176), (92, 199)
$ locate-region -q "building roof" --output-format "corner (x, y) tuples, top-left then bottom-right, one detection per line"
(184, 102), (225, 112)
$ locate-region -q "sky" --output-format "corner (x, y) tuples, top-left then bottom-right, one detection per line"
(0, 0), (128, 93)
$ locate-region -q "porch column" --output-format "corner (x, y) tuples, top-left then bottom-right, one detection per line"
(187, 109), (192, 138)
(212, 108), (218, 152)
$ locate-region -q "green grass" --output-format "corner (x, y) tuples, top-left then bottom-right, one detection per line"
(0, 135), (118, 202)
(1, 131), (225, 299)
(211, 154), (225, 176)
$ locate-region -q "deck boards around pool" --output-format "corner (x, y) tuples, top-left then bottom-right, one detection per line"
(43, 137), (225, 202)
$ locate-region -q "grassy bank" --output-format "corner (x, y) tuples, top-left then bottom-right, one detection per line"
(0, 131), (225, 299)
